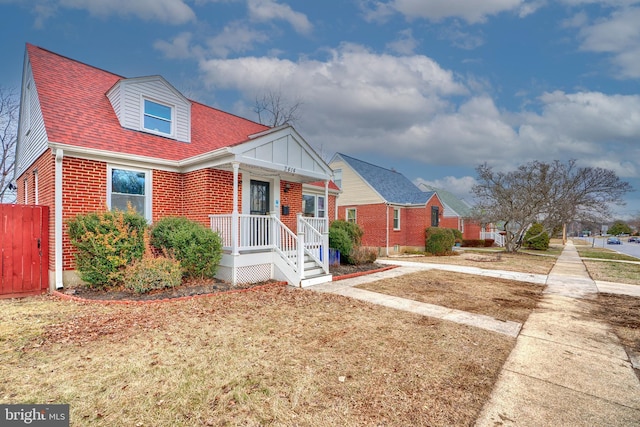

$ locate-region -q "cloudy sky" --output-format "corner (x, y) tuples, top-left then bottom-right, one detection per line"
(1, 0), (640, 218)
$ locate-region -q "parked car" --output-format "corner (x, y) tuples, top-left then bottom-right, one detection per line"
(629, 236), (640, 243)
(607, 237), (622, 244)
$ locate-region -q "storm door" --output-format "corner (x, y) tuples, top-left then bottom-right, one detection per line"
(250, 180), (270, 246)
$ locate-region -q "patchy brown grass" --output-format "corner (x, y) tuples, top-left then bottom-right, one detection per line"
(582, 260), (640, 285)
(356, 270), (545, 323)
(389, 250), (557, 275)
(582, 293), (640, 353)
(0, 288), (514, 427)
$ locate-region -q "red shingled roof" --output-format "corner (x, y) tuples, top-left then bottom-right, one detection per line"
(27, 44), (269, 161)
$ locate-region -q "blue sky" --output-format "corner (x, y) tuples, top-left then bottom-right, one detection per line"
(2, 0), (640, 219)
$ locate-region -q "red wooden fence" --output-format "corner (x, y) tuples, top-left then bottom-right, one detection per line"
(1, 204), (49, 298)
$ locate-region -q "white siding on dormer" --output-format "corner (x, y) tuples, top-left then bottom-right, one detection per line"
(329, 159), (383, 205)
(107, 76), (191, 143)
(15, 59), (49, 178)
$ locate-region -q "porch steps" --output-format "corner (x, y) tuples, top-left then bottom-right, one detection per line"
(299, 255), (332, 287)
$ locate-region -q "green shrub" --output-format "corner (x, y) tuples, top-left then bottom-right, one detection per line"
(329, 220), (367, 264)
(150, 217), (223, 279)
(330, 220), (363, 247)
(124, 256), (183, 294)
(425, 227), (455, 255)
(524, 223), (549, 250)
(449, 228), (463, 241)
(67, 208), (147, 289)
(329, 227), (353, 264)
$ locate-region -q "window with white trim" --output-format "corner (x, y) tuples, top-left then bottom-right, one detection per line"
(107, 166), (152, 221)
(23, 179), (28, 204)
(393, 208), (400, 230)
(346, 208), (356, 224)
(302, 194), (326, 218)
(333, 169), (342, 189)
(143, 99), (173, 136)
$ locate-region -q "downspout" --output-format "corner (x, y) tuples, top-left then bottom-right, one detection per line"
(385, 203), (389, 257)
(54, 148), (63, 289)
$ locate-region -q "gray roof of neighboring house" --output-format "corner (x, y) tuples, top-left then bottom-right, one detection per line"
(418, 184), (473, 217)
(333, 153), (435, 205)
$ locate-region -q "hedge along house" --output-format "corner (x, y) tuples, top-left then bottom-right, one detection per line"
(329, 153), (445, 255)
(14, 44), (337, 290)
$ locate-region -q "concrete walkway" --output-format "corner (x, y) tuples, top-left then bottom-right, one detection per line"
(310, 264), (527, 337)
(310, 242), (640, 425)
(476, 242), (640, 426)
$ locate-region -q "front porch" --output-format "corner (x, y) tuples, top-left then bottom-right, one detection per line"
(210, 213), (331, 287)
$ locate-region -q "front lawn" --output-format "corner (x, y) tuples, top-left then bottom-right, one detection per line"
(1, 288), (513, 426)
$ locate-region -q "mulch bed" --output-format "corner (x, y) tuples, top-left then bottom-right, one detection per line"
(59, 263), (387, 302)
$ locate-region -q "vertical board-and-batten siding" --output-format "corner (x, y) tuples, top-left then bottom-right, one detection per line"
(15, 60), (49, 178)
(246, 135), (325, 173)
(106, 77), (191, 143)
(329, 159), (382, 205)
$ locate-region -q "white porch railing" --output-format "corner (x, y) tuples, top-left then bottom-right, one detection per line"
(209, 213), (329, 283)
(298, 214), (329, 274)
(480, 230), (505, 247)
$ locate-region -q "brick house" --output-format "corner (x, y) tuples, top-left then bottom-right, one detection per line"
(329, 153), (446, 255)
(418, 184), (503, 246)
(14, 44), (338, 290)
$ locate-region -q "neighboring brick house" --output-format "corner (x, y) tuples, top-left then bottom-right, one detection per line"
(418, 184), (503, 245)
(14, 44), (337, 289)
(329, 153), (445, 255)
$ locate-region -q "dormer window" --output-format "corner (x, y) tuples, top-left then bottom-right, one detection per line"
(143, 99), (173, 136)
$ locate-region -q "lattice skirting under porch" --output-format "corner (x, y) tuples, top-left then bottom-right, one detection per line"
(216, 263), (272, 285)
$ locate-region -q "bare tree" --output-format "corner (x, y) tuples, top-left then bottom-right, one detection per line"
(253, 89), (303, 127)
(472, 160), (632, 252)
(0, 86), (19, 203)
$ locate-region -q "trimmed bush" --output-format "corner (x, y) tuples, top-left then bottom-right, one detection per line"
(150, 217), (223, 279)
(350, 247), (378, 264)
(484, 239), (495, 247)
(449, 228), (463, 241)
(524, 223), (549, 250)
(330, 220), (363, 247)
(67, 208), (147, 289)
(425, 227), (455, 255)
(124, 255), (182, 294)
(462, 239), (486, 247)
(329, 220), (366, 264)
(329, 226), (353, 264)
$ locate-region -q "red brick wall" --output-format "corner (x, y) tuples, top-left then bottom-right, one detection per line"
(337, 198), (446, 250)
(61, 158), (107, 269)
(181, 169), (244, 228)
(15, 150), (55, 271)
(153, 170), (183, 220)
(280, 180), (301, 232)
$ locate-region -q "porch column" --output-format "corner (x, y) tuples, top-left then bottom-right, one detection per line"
(232, 162), (240, 257)
(322, 180), (329, 272)
(54, 148), (64, 289)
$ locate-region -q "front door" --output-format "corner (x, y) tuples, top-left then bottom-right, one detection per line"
(250, 180), (270, 215)
(250, 180), (270, 246)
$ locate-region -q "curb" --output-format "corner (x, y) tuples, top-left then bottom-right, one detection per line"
(332, 265), (398, 281)
(51, 281), (288, 306)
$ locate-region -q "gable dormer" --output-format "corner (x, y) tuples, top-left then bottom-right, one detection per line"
(106, 76), (191, 143)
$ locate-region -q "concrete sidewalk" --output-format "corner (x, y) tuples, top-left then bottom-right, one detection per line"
(476, 241), (640, 426)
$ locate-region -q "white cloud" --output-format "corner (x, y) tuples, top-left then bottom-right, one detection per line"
(58, 0), (195, 24)
(414, 176), (478, 199)
(205, 22), (269, 57)
(365, 0), (528, 24)
(386, 29), (419, 55)
(247, 0), (312, 34)
(154, 32), (200, 59)
(576, 7), (640, 78)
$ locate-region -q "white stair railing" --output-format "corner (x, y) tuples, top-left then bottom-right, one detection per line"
(297, 214), (329, 274)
